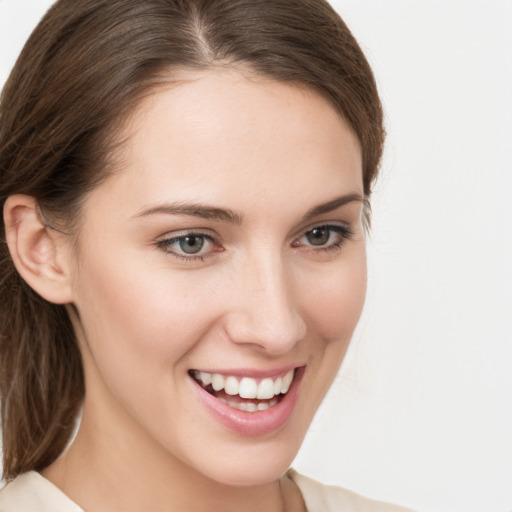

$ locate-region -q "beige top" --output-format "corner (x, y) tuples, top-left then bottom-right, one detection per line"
(0, 469), (414, 512)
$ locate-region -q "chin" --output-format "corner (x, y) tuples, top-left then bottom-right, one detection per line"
(196, 446), (300, 488)
(181, 419), (310, 488)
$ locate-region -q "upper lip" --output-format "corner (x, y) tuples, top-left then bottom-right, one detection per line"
(189, 364), (305, 379)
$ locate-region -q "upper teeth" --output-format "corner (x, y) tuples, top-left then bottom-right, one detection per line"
(193, 369), (294, 399)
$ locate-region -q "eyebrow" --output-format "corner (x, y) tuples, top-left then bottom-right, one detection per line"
(135, 202), (243, 224)
(134, 193), (363, 224)
(301, 193), (364, 222)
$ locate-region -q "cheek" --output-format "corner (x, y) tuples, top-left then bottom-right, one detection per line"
(300, 251), (367, 343)
(72, 247), (222, 371)
(296, 249), (367, 414)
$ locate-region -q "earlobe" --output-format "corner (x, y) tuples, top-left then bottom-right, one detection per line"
(3, 195), (74, 305)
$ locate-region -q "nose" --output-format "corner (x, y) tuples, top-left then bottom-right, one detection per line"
(223, 251), (307, 355)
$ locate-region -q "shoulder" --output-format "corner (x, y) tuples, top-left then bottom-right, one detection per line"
(0, 471), (83, 512)
(287, 469), (416, 512)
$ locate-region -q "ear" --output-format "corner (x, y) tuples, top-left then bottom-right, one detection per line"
(3, 195), (74, 304)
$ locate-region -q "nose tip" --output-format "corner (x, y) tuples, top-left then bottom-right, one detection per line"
(223, 264), (307, 355)
(226, 309), (306, 355)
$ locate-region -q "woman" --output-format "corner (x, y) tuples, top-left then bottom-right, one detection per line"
(0, 0), (413, 510)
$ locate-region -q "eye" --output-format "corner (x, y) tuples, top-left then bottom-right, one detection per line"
(156, 232), (219, 260)
(305, 226), (331, 246)
(293, 224), (353, 250)
(176, 235), (206, 254)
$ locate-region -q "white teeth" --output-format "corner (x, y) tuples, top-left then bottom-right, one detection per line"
(216, 398), (279, 413)
(239, 377), (258, 399)
(193, 369), (296, 403)
(246, 403), (258, 412)
(273, 377), (282, 396)
(224, 376), (239, 396)
(281, 370), (294, 394)
(257, 378), (275, 399)
(211, 373), (225, 391)
(199, 371), (212, 386)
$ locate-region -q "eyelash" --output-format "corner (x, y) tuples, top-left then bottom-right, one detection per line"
(156, 233), (218, 262)
(156, 224), (354, 262)
(292, 224), (353, 253)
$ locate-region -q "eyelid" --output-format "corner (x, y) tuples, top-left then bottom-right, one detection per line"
(157, 227), (218, 240)
(295, 220), (352, 238)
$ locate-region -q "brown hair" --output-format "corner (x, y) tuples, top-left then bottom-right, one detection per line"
(0, 0), (384, 480)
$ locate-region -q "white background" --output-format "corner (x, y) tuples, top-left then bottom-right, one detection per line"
(1, 1), (511, 511)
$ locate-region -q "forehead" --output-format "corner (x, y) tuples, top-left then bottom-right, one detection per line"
(87, 68), (363, 220)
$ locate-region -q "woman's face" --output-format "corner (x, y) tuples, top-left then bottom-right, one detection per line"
(68, 69), (366, 486)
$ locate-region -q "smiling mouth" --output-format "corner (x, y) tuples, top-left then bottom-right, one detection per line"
(189, 369), (296, 412)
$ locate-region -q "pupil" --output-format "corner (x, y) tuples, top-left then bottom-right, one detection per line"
(179, 236), (204, 254)
(306, 227), (329, 246)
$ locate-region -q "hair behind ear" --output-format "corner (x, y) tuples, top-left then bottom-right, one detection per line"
(0, 245), (84, 480)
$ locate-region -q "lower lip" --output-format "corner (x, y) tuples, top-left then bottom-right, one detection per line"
(191, 368), (304, 436)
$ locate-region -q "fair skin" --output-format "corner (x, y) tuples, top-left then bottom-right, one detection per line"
(5, 69), (365, 511)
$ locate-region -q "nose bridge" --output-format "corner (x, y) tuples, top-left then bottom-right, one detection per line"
(227, 247), (306, 353)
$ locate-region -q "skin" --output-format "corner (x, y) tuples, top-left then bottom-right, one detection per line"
(33, 69), (366, 511)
